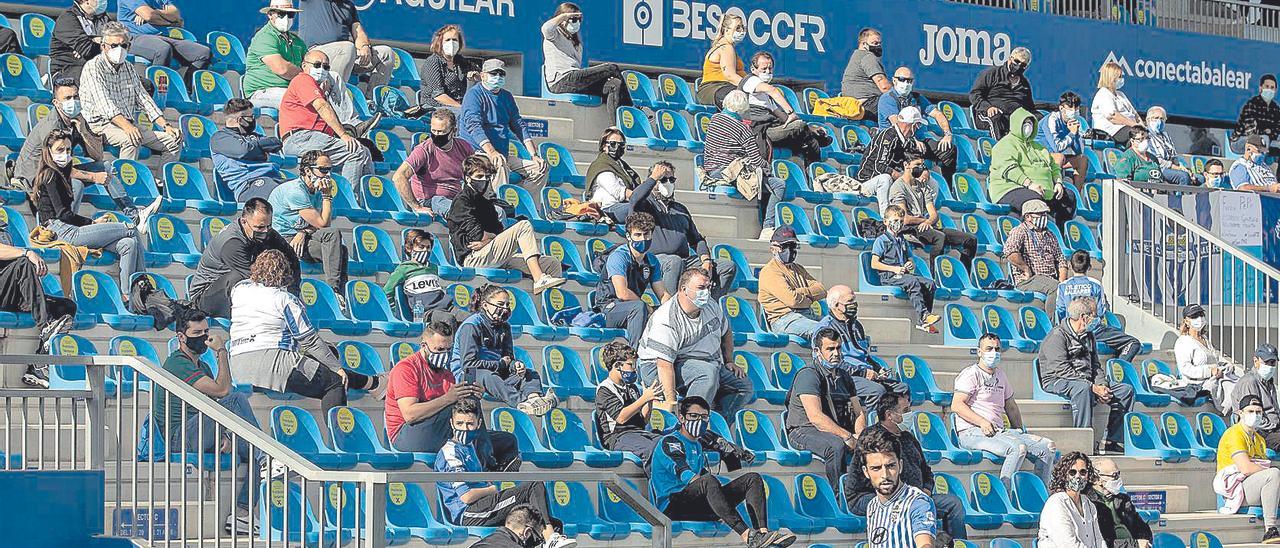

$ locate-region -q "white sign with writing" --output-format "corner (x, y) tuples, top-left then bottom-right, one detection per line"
(1218, 191), (1263, 247)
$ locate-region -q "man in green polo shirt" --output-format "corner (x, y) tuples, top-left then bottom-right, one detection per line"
(246, 0), (307, 110)
(151, 307), (265, 535)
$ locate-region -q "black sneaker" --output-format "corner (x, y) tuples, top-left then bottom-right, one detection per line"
(1095, 441), (1125, 455)
(769, 531), (797, 548)
(21, 364), (49, 388)
(38, 315), (72, 352)
(224, 507), (259, 536)
(1263, 527), (1280, 544)
(745, 530), (771, 548)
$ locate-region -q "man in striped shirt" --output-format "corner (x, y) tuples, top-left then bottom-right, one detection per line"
(860, 426), (938, 548)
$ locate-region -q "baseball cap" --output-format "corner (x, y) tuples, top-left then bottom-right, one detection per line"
(1182, 304), (1205, 318)
(1257, 343), (1278, 362)
(1240, 394), (1264, 411)
(481, 59), (506, 74)
(771, 226), (799, 245)
(1021, 200), (1050, 215)
(897, 106), (923, 125)
(1247, 134), (1269, 149)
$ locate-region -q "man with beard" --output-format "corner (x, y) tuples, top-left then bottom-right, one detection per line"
(860, 425), (939, 548)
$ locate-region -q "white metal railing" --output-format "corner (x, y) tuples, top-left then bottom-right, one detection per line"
(0, 354), (671, 547)
(1102, 180), (1279, 364)
(949, 0), (1280, 42)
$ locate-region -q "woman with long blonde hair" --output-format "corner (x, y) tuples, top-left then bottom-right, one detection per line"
(1090, 61), (1142, 146)
(695, 11), (794, 114)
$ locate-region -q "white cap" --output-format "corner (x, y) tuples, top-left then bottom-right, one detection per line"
(898, 106), (924, 125)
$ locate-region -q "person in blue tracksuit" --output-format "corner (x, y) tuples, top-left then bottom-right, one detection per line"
(1054, 251), (1141, 363)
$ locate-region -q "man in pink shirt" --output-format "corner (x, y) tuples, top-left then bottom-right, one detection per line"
(951, 332), (1057, 490)
(391, 109), (474, 217)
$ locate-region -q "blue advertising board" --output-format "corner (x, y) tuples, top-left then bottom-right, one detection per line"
(11, 0), (1272, 121)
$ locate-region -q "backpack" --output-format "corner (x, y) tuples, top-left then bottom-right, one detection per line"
(127, 275), (196, 330)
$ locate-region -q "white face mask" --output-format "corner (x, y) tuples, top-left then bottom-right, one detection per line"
(1189, 317), (1206, 330)
(105, 46), (126, 65)
(1243, 412), (1262, 429)
(1133, 140), (1149, 154)
(981, 350), (1002, 369)
(442, 39), (460, 57)
(1261, 364), (1276, 381)
(271, 15), (293, 33)
(731, 30), (746, 43)
(656, 180), (675, 199)
(308, 66), (327, 82)
(1115, 77), (1126, 90)
(756, 71), (773, 84)
(564, 21), (581, 34)
(1103, 478), (1125, 495)
(51, 151), (71, 167)
(1062, 108), (1078, 121)
(894, 81), (913, 95)
(59, 98), (81, 119)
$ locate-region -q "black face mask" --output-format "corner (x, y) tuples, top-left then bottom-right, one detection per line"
(184, 333), (209, 354)
(238, 116), (257, 134)
(867, 44), (883, 57)
(430, 133), (451, 148)
(604, 141), (625, 160)
(467, 176), (489, 192)
(844, 303), (858, 318)
(910, 165), (926, 179)
(1008, 61), (1026, 76)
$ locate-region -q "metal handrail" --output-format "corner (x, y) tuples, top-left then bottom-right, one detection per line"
(946, 0), (1280, 42)
(0, 354), (673, 547)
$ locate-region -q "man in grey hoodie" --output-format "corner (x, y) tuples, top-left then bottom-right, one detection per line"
(1039, 296), (1134, 455)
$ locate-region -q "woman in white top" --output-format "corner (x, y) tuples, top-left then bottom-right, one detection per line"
(1175, 303), (1239, 413)
(228, 249), (381, 414)
(1038, 452), (1107, 548)
(584, 127), (673, 223)
(1091, 62), (1143, 147)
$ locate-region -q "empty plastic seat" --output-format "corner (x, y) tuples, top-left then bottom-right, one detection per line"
(326, 174), (377, 222)
(145, 213), (203, 268)
(258, 479), (352, 545)
(656, 73), (712, 113)
(935, 256), (997, 302)
(713, 243), (758, 292)
(735, 351), (785, 405)
(18, 14), (53, 57)
(540, 345), (598, 401)
(349, 224), (401, 275)
(756, 474), (825, 534)
(542, 187), (610, 236)
(490, 407), (573, 468)
(498, 184), (565, 234)
(370, 126), (415, 173)
(793, 472), (866, 534)
(734, 409), (811, 466)
(937, 101), (986, 138)
(147, 66), (203, 114)
(0, 53), (50, 101)
(113, 159), (168, 210)
(722, 295), (789, 347)
(500, 286), (567, 341)
(1160, 412), (1214, 462)
(538, 142), (586, 187)
(775, 202), (838, 248)
(622, 70), (677, 110)
(616, 106), (675, 150)
(655, 109), (703, 151)
(204, 31), (246, 73)
(932, 472), (1002, 529)
(299, 278), (372, 335)
(547, 481), (630, 540)
(911, 412), (982, 465)
(542, 407), (622, 467)
(1188, 531), (1222, 548)
(972, 257), (1035, 302)
(1107, 359), (1172, 407)
(812, 205), (871, 249)
(1063, 219), (1103, 259)
(969, 472), (1038, 528)
(427, 236), (478, 281)
(1018, 306), (1053, 342)
(384, 481), (469, 544)
(1195, 411), (1228, 450)
(346, 280), (421, 337)
(1153, 533), (1186, 548)
(1123, 412), (1191, 462)
(896, 355), (952, 406)
(982, 305), (1040, 353)
(73, 270), (154, 330)
(953, 173), (1011, 215)
(770, 351), (803, 392)
(361, 175), (432, 226)
(325, 406), (414, 469)
(269, 406), (359, 469)
(541, 236), (599, 285)
(321, 481), (412, 544)
(942, 304), (983, 347)
(960, 213), (1003, 255)
(163, 162), (232, 215)
(0, 102), (25, 150)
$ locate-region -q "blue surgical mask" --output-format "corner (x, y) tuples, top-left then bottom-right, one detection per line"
(980, 350), (1002, 369)
(1147, 119), (1164, 132)
(692, 288), (712, 308)
(452, 428), (478, 445)
(1085, 317), (1101, 332)
(484, 74), (505, 91)
(1264, 89), (1276, 103)
(92, 0), (107, 15)
(630, 239), (651, 254)
(812, 351), (837, 369)
(682, 418), (707, 438)
(59, 98), (81, 119)
(620, 370), (638, 384)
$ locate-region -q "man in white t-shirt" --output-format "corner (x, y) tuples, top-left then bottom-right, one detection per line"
(636, 267), (753, 422)
(951, 333), (1057, 491)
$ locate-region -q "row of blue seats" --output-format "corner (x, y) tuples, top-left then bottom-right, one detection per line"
(942, 303), (1153, 356)
(1030, 358), (1209, 411)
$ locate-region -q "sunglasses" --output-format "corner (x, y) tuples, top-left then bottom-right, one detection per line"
(488, 70), (507, 77)
(311, 166), (333, 175)
(308, 62), (331, 70)
(895, 76), (914, 83)
(104, 42), (130, 50)
(1066, 468), (1089, 477)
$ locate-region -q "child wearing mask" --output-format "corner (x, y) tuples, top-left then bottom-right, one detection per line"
(870, 205), (940, 332)
(593, 341), (662, 461)
(382, 229), (457, 322)
(454, 284), (559, 416)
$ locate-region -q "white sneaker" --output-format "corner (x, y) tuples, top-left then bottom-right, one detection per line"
(757, 227), (775, 241)
(532, 276), (566, 294)
(542, 532), (577, 548)
(135, 196), (163, 236)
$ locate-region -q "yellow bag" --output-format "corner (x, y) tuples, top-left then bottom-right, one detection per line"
(812, 96), (865, 120)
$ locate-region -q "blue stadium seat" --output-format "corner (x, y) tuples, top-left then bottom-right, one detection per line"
(204, 31), (246, 74)
(953, 136), (986, 173)
(734, 409), (811, 466)
(193, 70), (237, 116)
(47, 334), (106, 391)
(541, 187), (609, 236)
(18, 14), (53, 57)
(385, 482), (468, 544)
(1195, 411), (1228, 450)
(346, 280), (421, 337)
(1124, 412), (1191, 462)
(933, 472), (1002, 529)
(299, 278), (373, 335)
(107, 335), (160, 393)
(543, 407), (622, 467)
(850, 206), (883, 239)
(73, 270), (153, 330)
(541, 345), (598, 401)
(388, 341), (419, 367)
(498, 184), (565, 234)
(542, 237), (600, 285)
(972, 258), (1035, 302)
(502, 286), (568, 341)
(163, 162), (233, 215)
(811, 205), (871, 249)
(0, 103), (25, 150)
(113, 159), (170, 211)
(0, 54), (49, 101)
(982, 305), (1040, 353)
(361, 175), (431, 226)
(325, 174), (376, 222)
(539, 142), (587, 188)
(25, 102), (51, 135)
(656, 73), (712, 114)
(942, 304), (983, 347)
(937, 101), (986, 138)
(930, 172), (974, 214)
(1107, 359), (1173, 407)
(269, 406), (359, 469)
(622, 70), (678, 110)
(970, 472), (1038, 528)
(146, 213), (203, 268)
(693, 112), (713, 142)
(1063, 220), (1103, 259)
(1153, 533), (1186, 548)
(713, 244), (758, 292)
(326, 407), (414, 470)
(259, 479), (352, 545)
(1029, 358), (1069, 402)
(350, 224), (401, 275)
(722, 295), (789, 347)
(771, 351), (803, 392)
(490, 407), (574, 468)
(755, 474), (825, 534)
(775, 202), (837, 248)
(793, 472), (866, 534)
(548, 481), (630, 540)
(386, 47), (421, 88)
(599, 480), (729, 538)
(953, 173), (1011, 215)
(198, 216), (231, 250)
(911, 412), (982, 465)
(654, 109), (703, 151)
(541, 289), (624, 342)
(1188, 531), (1222, 548)
(990, 539), (1023, 548)
(897, 355), (952, 406)
(935, 256), (997, 302)
(736, 351), (785, 406)
(616, 106), (676, 150)
(1011, 470), (1050, 516)
(960, 213), (1003, 255)
(147, 66), (203, 114)
(427, 235), (477, 281)
(1160, 412), (1214, 462)
(335, 340), (391, 400)
(540, 72), (601, 106)
(322, 481), (412, 545)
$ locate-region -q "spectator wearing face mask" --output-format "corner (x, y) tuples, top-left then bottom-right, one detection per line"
(1216, 393), (1280, 544)
(211, 98), (285, 202)
(1002, 199), (1068, 303)
(988, 109), (1076, 228)
(586, 127), (653, 223)
(456, 284), (559, 417)
(419, 24), (478, 111)
(1142, 106), (1201, 186)
(637, 268), (754, 417)
(758, 227), (827, 339)
(886, 153), (978, 268)
(383, 229), (458, 322)
(596, 212), (669, 346)
(1038, 453), (1106, 548)
(953, 333), (1057, 491)
(840, 28), (889, 120)
(785, 328), (865, 487)
(1037, 92), (1087, 190)
(1233, 344), (1280, 446)
(1055, 251), (1141, 363)
(1203, 159), (1228, 189)
(871, 205), (940, 333)
(245, 0), (306, 111)
(392, 109), (474, 217)
(80, 22), (182, 162)
(814, 285), (909, 410)
(1174, 304), (1239, 415)
(969, 47), (1035, 139)
(189, 199), (300, 319)
(1111, 125), (1180, 187)
(741, 52), (831, 167)
(278, 49), (373, 186)
(461, 58), (548, 194)
(15, 77), (120, 214)
(856, 106), (931, 211)
(541, 3), (629, 114)
(594, 341), (662, 461)
(1230, 135), (1280, 193)
(697, 12), (795, 111)
(1091, 62), (1143, 147)
(1236, 74), (1280, 153)
(51, 0), (113, 81)
(703, 90), (790, 241)
(879, 67), (957, 184)
(1088, 458), (1153, 548)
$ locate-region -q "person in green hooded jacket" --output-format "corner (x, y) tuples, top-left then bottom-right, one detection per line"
(987, 108), (1077, 229)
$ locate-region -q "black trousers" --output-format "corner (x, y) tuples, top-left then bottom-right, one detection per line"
(920, 137), (959, 187)
(548, 63), (632, 113)
(976, 110), (1011, 140)
(461, 481), (562, 530)
(193, 276), (237, 320)
(0, 257), (74, 326)
(283, 366), (371, 415)
(665, 473), (767, 535)
(911, 227), (977, 268)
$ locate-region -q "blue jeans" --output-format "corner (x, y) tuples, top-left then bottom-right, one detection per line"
(602, 299), (648, 346)
(473, 367), (543, 407)
(769, 310), (821, 339)
(956, 427), (1057, 491)
(48, 219), (144, 294)
(1044, 378), (1135, 445)
(67, 161), (132, 212)
(1161, 168), (1192, 186)
(637, 356), (755, 426)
